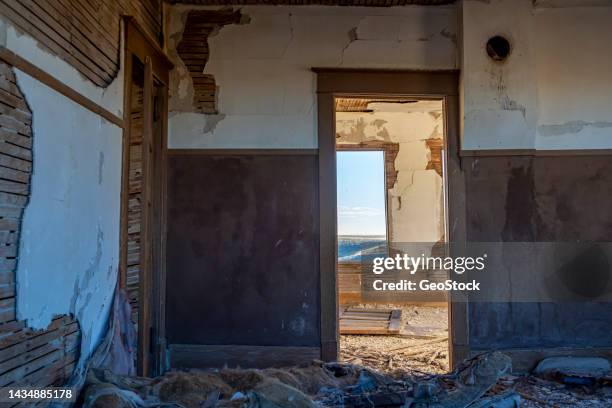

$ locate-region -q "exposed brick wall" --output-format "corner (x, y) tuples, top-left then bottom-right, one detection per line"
(176, 9), (243, 114)
(0, 60), (80, 388)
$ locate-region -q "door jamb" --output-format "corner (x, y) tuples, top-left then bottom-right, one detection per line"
(314, 69), (467, 368)
(120, 17), (173, 377)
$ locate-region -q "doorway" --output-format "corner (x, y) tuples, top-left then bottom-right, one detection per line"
(335, 97), (449, 374)
(315, 69), (466, 369)
(120, 17), (172, 377)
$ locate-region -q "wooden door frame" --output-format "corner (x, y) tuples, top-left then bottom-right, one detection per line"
(314, 69), (467, 369)
(120, 17), (173, 376)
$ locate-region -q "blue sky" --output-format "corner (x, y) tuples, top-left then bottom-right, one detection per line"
(336, 151), (387, 236)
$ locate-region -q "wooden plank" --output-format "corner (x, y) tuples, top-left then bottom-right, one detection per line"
(0, 282), (14, 299)
(0, 129), (32, 149)
(0, 297), (16, 322)
(388, 309), (402, 333)
(339, 307), (402, 335)
(0, 191), (28, 208)
(0, 166), (30, 184)
(0, 0), (110, 86)
(0, 330), (79, 386)
(0, 316), (71, 349)
(317, 92), (337, 361)
(137, 56), (154, 376)
(119, 49), (133, 291)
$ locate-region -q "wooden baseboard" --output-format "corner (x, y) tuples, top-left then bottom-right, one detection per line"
(469, 347), (612, 373)
(169, 344), (321, 369)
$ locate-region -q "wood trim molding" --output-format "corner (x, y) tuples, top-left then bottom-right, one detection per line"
(169, 344), (321, 369)
(0, 47), (124, 128)
(167, 148), (318, 156)
(125, 17), (173, 86)
(461, 149), (612, 157)
(316, 70), (464, 367)
(313, 68), (459, 96)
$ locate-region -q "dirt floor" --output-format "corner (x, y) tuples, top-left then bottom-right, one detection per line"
(339, 304), (449, 374)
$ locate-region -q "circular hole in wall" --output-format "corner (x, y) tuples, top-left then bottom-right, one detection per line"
(486, 36), (511, 62)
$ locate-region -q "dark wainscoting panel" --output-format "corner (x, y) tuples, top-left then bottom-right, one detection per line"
(166, 153), (320, 348)
(464, 154), (612, 349)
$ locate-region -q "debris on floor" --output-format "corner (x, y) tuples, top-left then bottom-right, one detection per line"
(340, 304), (450, 374)
(79, 351), (612, 407)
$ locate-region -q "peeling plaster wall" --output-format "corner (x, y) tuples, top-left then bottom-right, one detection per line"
(167, 5), (457, 148)
(336, 102), (445, 244)
(461, 0), (612, 150)
(461, 0), (537, 150)
(0, 20), (124, 361)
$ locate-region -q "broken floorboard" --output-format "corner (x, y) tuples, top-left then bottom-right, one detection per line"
(339, 307), (402, 335)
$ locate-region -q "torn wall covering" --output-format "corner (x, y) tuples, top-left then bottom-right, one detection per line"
(461, 0), (612, 150)
(0, 60), (82, 387)
(0, 19), (124, 366)
(167, 5), (458, 148)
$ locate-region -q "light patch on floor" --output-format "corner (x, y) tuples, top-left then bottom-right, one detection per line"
(339, 304), (449, 374)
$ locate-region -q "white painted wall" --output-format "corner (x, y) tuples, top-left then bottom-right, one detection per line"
(168, 5), (458, 148)
(0, 20), (124, 360)
(461, 0), (612, 150)
(534, 6), (612, 149)
(336, 101), (445, 244)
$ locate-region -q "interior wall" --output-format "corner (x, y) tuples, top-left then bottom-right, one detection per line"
(460, 0), (612, 150)
(1, 19), (124, 361)
(167, 5), (457, 149)
(534, 6), (612, 149)
(464, 154), (612, 350)
(165, 154), (320, 350)
(460, 0), (612, 357)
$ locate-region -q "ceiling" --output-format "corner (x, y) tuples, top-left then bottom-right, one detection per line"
(172, 0), (454, 6)
(335, 98), (442, 113)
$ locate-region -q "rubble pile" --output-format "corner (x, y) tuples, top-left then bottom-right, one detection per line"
(80, 353), (612, 407)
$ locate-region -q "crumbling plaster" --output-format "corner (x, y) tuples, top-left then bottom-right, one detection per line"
(0, 20), (124, 361)
(336, 102), (445, 245)
(461, 0), (612, 150)
(167, 5), (457, 148)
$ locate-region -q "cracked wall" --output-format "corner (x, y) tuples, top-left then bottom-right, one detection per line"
(336, 101), (445, 247)
(167, 5), (457, 148)
(0, 19), (124, 363)
(461, 0), (612, 150)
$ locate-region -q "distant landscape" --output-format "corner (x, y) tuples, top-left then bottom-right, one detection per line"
(338, 235), (387, 262)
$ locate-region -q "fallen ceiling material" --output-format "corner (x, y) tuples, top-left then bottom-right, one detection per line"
(81, 352), (514, 407)
(79, 347), (612, 407)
